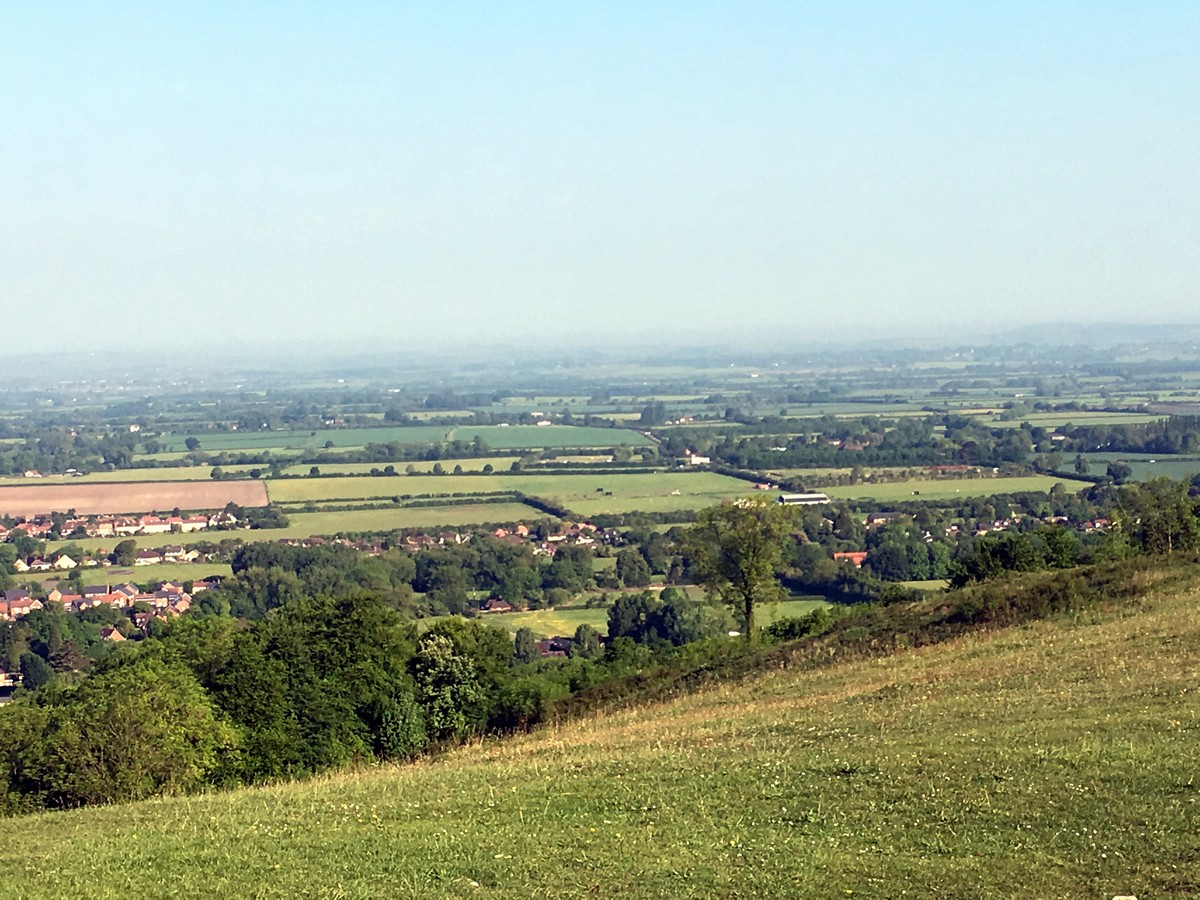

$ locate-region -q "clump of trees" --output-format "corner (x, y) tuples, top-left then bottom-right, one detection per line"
(949, 478), (1200, 586)
(0, 595), (546, 812)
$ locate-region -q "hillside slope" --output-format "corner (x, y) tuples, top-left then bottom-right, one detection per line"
(2, 580), (1198, 898)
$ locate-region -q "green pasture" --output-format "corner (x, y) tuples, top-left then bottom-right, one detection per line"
(45, 535), (215, 555)
(989, 412), (1163, 429)
(156, 426), (452, 453)
(446, 425), (652, 449)
(898, 579), (950, 592)
(46, 503), (545, 554)
(820, 475), (1092, 502)
(266, 472), (754, 515)
(1076, 452), (1200, 482)
(264, 504), (552, 539)
(267, 474), (502, 503)
(763, 466), (913, 480)
(755, 597), (831, 626)
(461, 596), (829, 638)
(779, 403), (917, 418)
(475, 607), (610, 637)
(155, 424), (650, 454)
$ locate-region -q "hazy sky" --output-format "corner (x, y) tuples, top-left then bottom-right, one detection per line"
(3, 2), (1198, 351)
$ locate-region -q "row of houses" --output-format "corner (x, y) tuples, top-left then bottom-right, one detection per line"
(489, 521), (622, 552)
(12, 545), (204, 573)
(273, 521), (619, 561)
(0, 511), (236, 542)
(0, 578), (221, 623)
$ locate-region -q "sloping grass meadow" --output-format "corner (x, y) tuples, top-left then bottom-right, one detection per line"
(2, 574), (1196, 897)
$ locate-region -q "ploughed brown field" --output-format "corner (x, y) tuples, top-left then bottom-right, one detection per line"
(0, 481), (269, 517)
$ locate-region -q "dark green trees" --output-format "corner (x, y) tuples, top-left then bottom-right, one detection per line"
(512, 627), (540, 665)
(569, 624), (604, 660)
(685, 499), (797, 641)
(110, 539), (138, 567)
(607, 590), (725, 647)
(0, 657), (236, 810)
(615, 548), (651, 587)
(18, 652), (53, 691)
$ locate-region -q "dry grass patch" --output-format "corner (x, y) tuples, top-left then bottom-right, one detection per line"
(0, 481), (268, 516)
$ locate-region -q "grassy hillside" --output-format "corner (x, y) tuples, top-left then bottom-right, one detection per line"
(2, 575), (1197, 897)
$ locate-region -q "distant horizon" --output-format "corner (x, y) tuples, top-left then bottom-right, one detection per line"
(4, 4), (1199, 352)
(6, 319), (1200, 386)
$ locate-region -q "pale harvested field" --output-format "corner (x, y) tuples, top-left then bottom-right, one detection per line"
(0, 481), (268, 517)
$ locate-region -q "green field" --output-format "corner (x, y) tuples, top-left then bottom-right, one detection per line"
(266, 474), (513, 503)
(1077, 452), (1200, 483)
(475, 606), (611, 637)
(46, 534), (227, 555)
(38, 563), (236, 588)
(757, 597), (832, 625)
(898, 579), (950, 591)
(446, 425), (652, 449)
(765, 466), (912, 480)
(155, 425), (650, 454)
(989, 412), (1164, 429)
(267, 472), (754, 516)
(156, 426), (453, 453)
(45, 504), (549, 555)
(262, 505), (553, 539)
(475, 597), (831, 638)
(820, 474), (1093, 502)
(2, 576), (1194, 896)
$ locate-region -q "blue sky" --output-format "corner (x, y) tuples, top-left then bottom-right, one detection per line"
(3, 3), (1198, 350)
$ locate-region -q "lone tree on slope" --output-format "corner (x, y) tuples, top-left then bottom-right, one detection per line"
(684, 497), (797, 642)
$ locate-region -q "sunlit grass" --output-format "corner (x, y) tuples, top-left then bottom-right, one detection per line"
(2, 578), (1195, 897)
(821, 474), (1092, 502)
